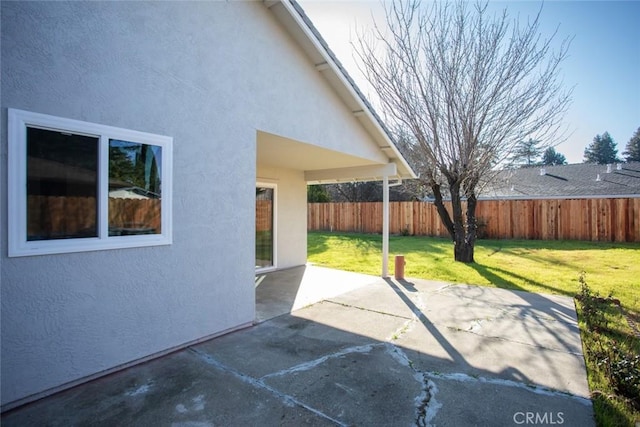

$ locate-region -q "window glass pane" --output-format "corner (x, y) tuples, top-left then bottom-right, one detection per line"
(256, 187), (274, 268)
(108, 140), (162, 236)
(27, 127), (99, 240)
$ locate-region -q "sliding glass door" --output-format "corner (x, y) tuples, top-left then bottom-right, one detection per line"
(256, 185), (275, 270)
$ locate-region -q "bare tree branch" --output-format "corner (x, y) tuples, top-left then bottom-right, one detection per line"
(355, 0), (572, 262)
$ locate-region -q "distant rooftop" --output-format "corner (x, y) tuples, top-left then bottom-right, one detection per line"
(479, 162), (640, 200)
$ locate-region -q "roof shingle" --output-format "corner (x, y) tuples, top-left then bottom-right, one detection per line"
(480, 162), (640, 199)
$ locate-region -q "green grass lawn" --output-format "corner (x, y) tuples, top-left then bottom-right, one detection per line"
(308, 231), (640, 312)
(308, 231), (640, 426)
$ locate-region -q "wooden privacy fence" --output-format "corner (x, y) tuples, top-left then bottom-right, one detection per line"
(308, 198), (640, 243)
(27, 196), (161, 238)
(256, 199), (273, 232)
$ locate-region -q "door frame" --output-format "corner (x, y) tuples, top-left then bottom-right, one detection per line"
(255, 182), (277, 273)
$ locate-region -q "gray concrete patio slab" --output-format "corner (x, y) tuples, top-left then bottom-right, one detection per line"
(371, 278), (589, 396)
(419, 374), (593, 427)
(193, 302), (409, 379)
(261, 343), (423, 426)
(1, 268), (594, 427)
(2, 350), (336, 427)
(255, 265), (380, 323)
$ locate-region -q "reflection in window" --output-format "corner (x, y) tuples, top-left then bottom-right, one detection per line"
(108, 140), (162, 236)
(26, 127), (98, 240)
(256, 187), (274, 268)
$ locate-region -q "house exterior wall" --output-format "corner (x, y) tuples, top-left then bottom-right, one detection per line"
(1, 1), (388, 407)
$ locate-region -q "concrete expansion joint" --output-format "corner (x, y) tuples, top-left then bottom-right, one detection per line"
(494, 307), (565, 325)
(387, 317), (416, 342)
(410, 303), (582, 357)
(456, 325), (585, 357)
(434, 284), (454, 293)
(325, 299), (414, 320)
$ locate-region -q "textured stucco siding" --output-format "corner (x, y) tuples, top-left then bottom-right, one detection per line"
(1, 1), (384, 407)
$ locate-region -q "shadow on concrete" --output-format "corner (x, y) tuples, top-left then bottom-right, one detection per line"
(255, 265), (379, 323)
(2, 270), (594, 426)
(387, 277), (585, 403)
(255, 266), (306, 323)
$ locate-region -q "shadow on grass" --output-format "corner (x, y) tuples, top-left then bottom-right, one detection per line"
(389, 235), (450, 256)
(309, 232), (452, 260)
(469, 263), (575, 298)
(478, 238), (640, 252)
(307, 232), (330, 257)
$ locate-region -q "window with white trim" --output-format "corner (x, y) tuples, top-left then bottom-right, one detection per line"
(8, 109), (172, 257)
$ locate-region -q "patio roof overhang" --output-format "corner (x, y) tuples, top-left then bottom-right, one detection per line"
(257, 131), (400, 185)
(257, 131), (397, 279)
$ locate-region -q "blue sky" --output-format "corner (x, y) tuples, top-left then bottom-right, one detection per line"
(299, 0), (640, 164)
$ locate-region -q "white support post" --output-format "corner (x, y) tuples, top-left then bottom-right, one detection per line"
(382, 175), (389, 278)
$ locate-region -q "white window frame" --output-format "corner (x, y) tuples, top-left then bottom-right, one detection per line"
(255, 182), (277, 273)
(8, 108), (173, 257)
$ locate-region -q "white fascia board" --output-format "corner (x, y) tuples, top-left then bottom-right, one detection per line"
(273, 0), (417, 180)
(305, 163), (397, 184)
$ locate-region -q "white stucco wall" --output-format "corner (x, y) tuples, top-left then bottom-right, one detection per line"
(1, 1), (389, 407)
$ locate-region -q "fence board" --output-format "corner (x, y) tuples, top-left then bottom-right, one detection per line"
(27, 196), (161, 239)
(308, 198), (640, 243)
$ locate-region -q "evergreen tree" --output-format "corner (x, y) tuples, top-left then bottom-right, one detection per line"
(307, 185), (331, 203)
(583, 132), (619, 164)
(541, 147), (567, 166)
(511, 138), (543, 166)
(622, 127), (640, 162)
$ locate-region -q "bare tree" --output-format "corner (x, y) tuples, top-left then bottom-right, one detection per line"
(356, 0), (572, 262)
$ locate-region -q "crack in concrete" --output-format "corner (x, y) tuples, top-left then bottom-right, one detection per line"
(425, 371), (592, 406)
(188, 348), (348, 426)
(191, 285), (586, 426)
(260, 343), (379, 379)
(191, 342), (445, 427)
(383, 344), (442, 427)
(416, 375), (440, 427)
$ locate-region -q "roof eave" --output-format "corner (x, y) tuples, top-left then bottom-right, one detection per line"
(266, 0), (417, 180)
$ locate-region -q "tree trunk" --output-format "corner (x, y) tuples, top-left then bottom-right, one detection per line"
(431, 181), (477, 263)
(454, 238), (474, 263)
(454, 193), (478, 263)
(431, 183), (455, 237)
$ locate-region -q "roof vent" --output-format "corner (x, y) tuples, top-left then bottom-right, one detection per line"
(617, 163), (623, 170)
(606, 164), (612, 173)
(539, 168), (546, 176)
(596, 174), (601, 182)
